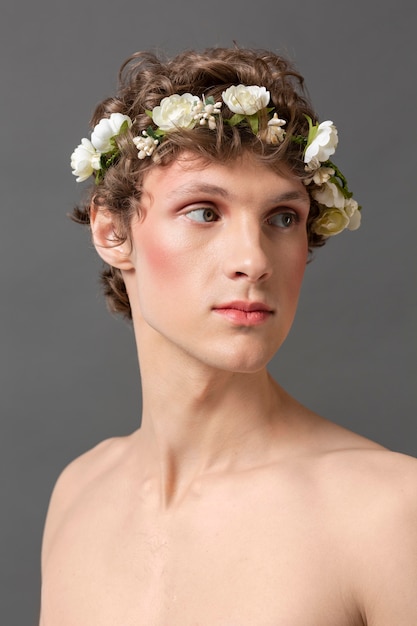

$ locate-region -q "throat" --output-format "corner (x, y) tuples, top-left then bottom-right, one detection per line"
(136, 370), (284, 508)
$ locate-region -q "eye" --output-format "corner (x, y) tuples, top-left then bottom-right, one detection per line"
(186, 207), (219, 223)
(268, 212), (297, 228)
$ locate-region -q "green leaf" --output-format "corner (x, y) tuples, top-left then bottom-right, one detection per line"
(305, 114), (318, 148)
(291, 134), (307, 145)
(247, 114), (259, 134)
(227, 113), (246, 126)
(145, 109), (153, 119)
(146, 125), (165, 140)
(119, 120), (130, 135)
(104, 153), (118, 169)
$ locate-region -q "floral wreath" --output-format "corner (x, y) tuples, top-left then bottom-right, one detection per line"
(71, 85), (361, 236)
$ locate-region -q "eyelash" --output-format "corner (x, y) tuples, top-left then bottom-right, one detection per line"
(185, 207), (300, 228)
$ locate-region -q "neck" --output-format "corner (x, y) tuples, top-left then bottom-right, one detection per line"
(132, 324), (290, 508)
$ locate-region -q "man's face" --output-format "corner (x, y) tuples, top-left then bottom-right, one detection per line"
(125, 152), (310, 373)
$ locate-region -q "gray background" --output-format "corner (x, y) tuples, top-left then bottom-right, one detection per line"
(1, 0), (416, 623)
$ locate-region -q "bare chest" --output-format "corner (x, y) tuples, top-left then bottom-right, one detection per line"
(41, 486), (361, 626)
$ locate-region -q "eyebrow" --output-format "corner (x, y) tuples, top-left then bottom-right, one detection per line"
(167, 183), (309, 205)
(167, 183), (230, 199)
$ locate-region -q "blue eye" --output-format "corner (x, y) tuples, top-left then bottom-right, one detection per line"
(187, 208), (218, 223)
(268, 212), (296, 228)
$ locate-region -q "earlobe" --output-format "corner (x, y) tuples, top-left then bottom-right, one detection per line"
(90, 205), (134, 270)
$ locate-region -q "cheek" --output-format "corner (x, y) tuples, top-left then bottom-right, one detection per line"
(293, 250), (308, 284)
(137, 228), (197, 294)
(142, 235), (177, 280)
(133, 234), (185, 324)
(280, 240), (308, 300)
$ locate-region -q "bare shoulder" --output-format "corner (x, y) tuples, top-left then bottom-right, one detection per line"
(48, 434), (134, 504)
(310, 415), (417, 514)
(312, 427), (417, 625)
(40, 434), (135, 571)
(316, 420), (417, 499)
(344, 449), (417, 625)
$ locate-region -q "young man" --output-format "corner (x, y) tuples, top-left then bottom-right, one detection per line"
(40, 48), (417, 624)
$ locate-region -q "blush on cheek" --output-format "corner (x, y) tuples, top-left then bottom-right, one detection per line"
(134, 230), (197, 327)
(137, 232), (196, 290)
(140, 232), (184, 282)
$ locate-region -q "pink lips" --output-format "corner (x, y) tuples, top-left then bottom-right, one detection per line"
(212, 301), (274, 326)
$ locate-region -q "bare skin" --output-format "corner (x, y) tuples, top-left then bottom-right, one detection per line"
(40, 155), (417, 625)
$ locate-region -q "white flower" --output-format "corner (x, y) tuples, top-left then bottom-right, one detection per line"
(312, 181), (345, 209)
(193, 97), (222, 130)
(133, 132), (159, 159)
(344, 198), (361, 230)
(312, 207), (350, 236)
(265, 113), (286, 144)
(152, 94), (199, 132)
(91, 113), (133, 153)
(304, 165), (335, 186)
(305, 156), (321, 171)
(311, 182), (361, 235)
(222, 85), (270, 115)
(70, 138), (101, 182)
(304, 120), (338, 165)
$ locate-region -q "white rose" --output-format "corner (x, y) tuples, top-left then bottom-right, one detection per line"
(312, 208), (350, 236)
(222, 85), (270, 115)
(344, 198), (361, 230)
(70, 138), (101, 182)
(152, 94), (199, 131)
(304, 120), (338, 165)
(91, 113), (132, 153)
(312, 181), (345, 209)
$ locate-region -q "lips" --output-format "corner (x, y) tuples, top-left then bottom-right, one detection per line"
(213, 300), (273, 313)
(212, 301), (274, 325)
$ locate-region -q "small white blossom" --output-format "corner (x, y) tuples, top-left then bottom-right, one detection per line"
(133, 132), (159, 159)
(70, 138), (101, 182)
(312, 181), (345, 209)
(192, 97), (222, 130)
(222, 85), (270, 115)
(91, 113), (133, 153)
(265, 113), (286, 144)
(304, 166), (335, 186)
(312, 207), (350, 236)
(344, 198), (361, 230)
(305, 156), (321, 172)
(304, 120), (338, 165)
(152, 94), (199, 132)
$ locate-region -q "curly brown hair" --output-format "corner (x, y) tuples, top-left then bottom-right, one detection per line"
(72, 47), (326, 319)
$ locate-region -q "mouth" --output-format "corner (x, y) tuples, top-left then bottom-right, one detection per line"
(212, 301), (274, 326)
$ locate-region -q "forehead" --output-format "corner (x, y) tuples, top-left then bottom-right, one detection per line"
(141, 152), (310, 207)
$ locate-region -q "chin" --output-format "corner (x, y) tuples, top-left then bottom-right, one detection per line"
(195, 340), (282, 374)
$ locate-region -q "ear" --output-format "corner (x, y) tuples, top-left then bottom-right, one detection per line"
(90, 205), (134, 271)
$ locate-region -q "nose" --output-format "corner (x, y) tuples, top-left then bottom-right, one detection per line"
(222, 219), (272, 283)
